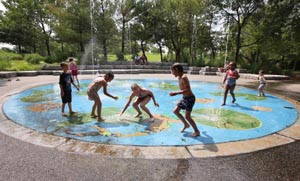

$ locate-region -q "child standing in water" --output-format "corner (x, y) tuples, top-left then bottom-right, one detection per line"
(59, 62), (80, 116)
(169, 63), (200, 137)
(120, 83), (159, 122)
(69, 58), (80, 87)
(222, 62), (239, 106)
(258, 70), (266, 96)
(87, 72), (118, 122)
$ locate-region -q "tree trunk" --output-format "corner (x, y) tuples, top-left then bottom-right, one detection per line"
(175, 48), (181, 62)
(102, 38), (107, 62)
(235, 27), (241, 63)
(121, 16), (125, 60)
(158, 42), (163, 62)
(61, 43), (64, 54)
(18, 44), (22, 54)
(292, 60), (297, 71)
(45, 39), (51, 56)
(141, 41), (145, 56)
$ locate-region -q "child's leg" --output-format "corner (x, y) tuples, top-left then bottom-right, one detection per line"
(67, 102), (75, 114)
(222, 85), (229, 105)
(75, 75), (80, 87)
(95, 97), (104, 121)
(173, 106), (190, 132)
(91, 101), (97, 117)
(229, 85), (236, 103)
(132, 98), (142, 117)
(185, 111), (200, 137)
(139, 97), (153, 118)
(61, 103), (66, 114)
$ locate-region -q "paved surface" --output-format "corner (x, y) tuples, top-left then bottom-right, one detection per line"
(0, 74), (299, 180)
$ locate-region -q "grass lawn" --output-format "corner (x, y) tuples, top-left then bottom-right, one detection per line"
(107, 53), (161, 63)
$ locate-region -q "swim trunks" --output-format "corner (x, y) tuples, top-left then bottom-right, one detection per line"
(177, 95), (196, 111)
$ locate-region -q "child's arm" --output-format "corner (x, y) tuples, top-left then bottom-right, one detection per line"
(169, 77), (191, 96)
(222, 73), (228, 84)
(148, 90), (159, 107)
(72, 82), (80, 91)
(103, 83), (118, 100)
(120, 94), (134, 115)
(59, 84), (64, 97)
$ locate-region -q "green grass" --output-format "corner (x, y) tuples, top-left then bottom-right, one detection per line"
(107, 53), (161, 62)
(3, 60), (43, 71)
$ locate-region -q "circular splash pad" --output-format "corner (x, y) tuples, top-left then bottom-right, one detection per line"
(3, 79), (298, 146)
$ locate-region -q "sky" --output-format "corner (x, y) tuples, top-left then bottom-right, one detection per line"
(0, 1), (5, 12)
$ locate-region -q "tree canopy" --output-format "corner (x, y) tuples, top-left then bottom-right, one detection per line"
(0, 0), (299, 73)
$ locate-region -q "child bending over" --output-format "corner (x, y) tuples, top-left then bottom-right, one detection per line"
(120, 83), (159, 122)
(87, 72), (118, 122)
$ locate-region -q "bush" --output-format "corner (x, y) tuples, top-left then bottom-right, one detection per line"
(0, 50), (23, 61)
(24, 53), (44, 64)
(0, 60), (12, 70)
(116, 51), (125, 61)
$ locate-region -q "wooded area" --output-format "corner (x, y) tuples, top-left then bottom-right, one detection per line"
(0, 0), (299, 73)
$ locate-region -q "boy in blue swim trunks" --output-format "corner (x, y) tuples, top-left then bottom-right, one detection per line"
(169, 63), (200, 137)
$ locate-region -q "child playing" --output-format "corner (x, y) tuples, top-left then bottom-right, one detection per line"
(169, 63), (200, 137)
(69, 58), (80, 87)
(221, 61), (239, 106)
(87, 72), (118, 122)
(258, 70), (266, 97)
(59, 62), (80, 116)
(120, 83), (159, 122)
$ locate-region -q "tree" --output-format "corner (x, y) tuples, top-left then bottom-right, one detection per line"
(215, 0), (263, 63)
(93, 0), (118, 62)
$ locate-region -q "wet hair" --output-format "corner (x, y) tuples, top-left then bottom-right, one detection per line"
(171, 63), (183, 73)
(131, 83), (141, 91)
(60, 62), (68, 68)
(105, 71), (114, 79)
(69, 58), (74, 62)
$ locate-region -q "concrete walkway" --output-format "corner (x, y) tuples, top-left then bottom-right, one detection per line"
(0, 74), (299, 180)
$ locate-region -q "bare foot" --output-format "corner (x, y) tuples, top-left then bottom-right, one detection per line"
(221, 103), (226, 106)
(180, 124), (190, 132)
(149, 117), (155, 122)
(191, 131), (200, 137)
(70, 111), (77, 115)
(91, 115), (97, 118)
(232, 99), (236, 103)
(97, 117), (105, 122)
(134, 113), (142, 118)
(61, 112), (67, 116)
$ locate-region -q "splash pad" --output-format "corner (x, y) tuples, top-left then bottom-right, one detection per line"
(3, 78), (298, 146)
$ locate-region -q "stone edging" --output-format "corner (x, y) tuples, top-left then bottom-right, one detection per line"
(0, 78), (298, 159)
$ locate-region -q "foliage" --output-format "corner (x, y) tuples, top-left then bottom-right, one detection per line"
(0, 50), (23, 60)
(24, 53), (44, 64)
(0, 0), (299, 72)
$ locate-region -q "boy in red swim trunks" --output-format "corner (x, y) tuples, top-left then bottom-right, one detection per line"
(169, 63), (200, 137)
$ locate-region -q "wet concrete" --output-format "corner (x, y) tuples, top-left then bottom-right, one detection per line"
(0, 74), (299, 180)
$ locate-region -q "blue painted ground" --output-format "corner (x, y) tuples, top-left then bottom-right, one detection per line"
(3, 79), (298, 146)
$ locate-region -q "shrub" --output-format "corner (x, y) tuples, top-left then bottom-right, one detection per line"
(0, 50), (23, 61)
(0, 60), (12, 70)
(116, 51), (125, 61)
(24, 53), (44, 64)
